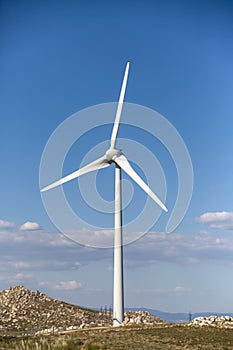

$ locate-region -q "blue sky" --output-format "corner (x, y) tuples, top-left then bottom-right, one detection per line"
(1, 0), (233, 313)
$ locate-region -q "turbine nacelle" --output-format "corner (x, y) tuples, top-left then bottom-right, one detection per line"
(105, 148), (123, 163)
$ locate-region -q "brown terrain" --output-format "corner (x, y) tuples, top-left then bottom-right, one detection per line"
(0, 286), (233, 350)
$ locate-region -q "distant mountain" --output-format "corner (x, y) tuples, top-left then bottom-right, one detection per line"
(125, 308), (189, 323)
(125, 308), (233, 323)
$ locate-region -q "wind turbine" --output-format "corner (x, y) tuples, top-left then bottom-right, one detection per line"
(40, 62), (168, 326)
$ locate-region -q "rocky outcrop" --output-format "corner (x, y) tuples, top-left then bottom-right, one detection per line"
(0, 286), (164, 334)
(123, 311), (164, 326)
(188, 315), (233, 328)
(0, 286), (111, 333)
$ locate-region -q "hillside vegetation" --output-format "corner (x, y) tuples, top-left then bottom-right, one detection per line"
(1, 325), (233, 350)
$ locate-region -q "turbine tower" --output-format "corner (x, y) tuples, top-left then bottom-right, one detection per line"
(40, 62), (168, 326)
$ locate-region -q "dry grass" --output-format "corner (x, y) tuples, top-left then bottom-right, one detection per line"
(1, 324), (233, 350)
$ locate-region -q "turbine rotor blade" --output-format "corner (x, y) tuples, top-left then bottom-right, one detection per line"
(114, 154), (168, 212)
(40, 155), (109, 192)
(110, 62), (130, 149)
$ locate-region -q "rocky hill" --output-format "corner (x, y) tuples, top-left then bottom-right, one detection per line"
(188, 315), (233, 328)
(0, 286), (164, 334)
(0, 286), (111, 334)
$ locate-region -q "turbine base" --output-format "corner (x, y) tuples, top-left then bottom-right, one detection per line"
(113, 318), (123, 327)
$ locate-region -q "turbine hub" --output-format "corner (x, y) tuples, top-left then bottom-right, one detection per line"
(105, 148), (122, 162)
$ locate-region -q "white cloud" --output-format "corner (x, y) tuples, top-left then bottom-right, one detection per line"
(12, 261), (31, 269)
(124, 231), (233, 266)
(196, 211), (233, 230)
(20, 221), (41, 231)
(40, 280), (82, 290)
(174, 286), (189, 293)
(199, 230), (209, 235)
(0, 272), (33, 284)
(54, 280), (82, 290)
(66, 229), (114, 248)
(0, 220), (14, 229)
(2, 217), (233, 274)
(135, 286), (190, 295)
(0, 224), (110, 273)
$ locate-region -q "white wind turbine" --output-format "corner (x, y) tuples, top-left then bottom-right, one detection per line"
(40, 62), (168, 326)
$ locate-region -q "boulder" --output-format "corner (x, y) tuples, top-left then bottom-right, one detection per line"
(188, 315), (233, 328)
